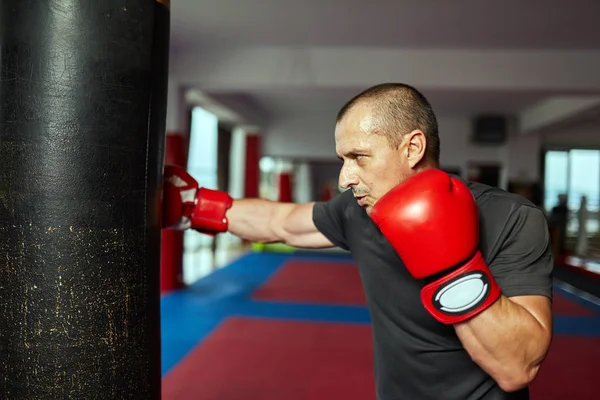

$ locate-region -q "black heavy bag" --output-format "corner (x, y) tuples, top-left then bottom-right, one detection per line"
(0, 0), (170, 398)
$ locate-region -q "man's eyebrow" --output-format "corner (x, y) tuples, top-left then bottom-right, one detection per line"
(342, 148), (369, 158)
(337, 148), (370, 161)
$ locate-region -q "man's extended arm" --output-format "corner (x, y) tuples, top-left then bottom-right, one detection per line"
(162, 165), (334, 249)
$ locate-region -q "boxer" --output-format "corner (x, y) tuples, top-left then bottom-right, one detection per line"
(163, 83), (553, 400)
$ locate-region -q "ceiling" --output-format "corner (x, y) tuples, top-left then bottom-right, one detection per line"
(169, 0), (600, 123)
(170, 0), (600, 50)
(208, 88), (551, 120)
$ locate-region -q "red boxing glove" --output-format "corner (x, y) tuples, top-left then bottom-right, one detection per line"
(162, 165), (233, 234)
(370, 169), (501, 324)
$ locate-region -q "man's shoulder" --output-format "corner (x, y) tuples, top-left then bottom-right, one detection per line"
(467, 180), (540, 217)
(313, 188), (361, 230)
(323, 188), (362, 216)
(466, 181), (549, 258)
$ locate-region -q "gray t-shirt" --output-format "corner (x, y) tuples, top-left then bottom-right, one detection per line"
(312, 179), (553, 400)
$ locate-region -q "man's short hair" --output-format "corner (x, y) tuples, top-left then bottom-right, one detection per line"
(336, 83), (440, 165)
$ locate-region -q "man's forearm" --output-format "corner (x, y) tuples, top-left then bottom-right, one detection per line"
(226, 198), (291, 243)
(454, 295), (552, 392)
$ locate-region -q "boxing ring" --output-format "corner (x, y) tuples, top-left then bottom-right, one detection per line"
(2, 1), (599, 399)
(160, 251), (600, 399)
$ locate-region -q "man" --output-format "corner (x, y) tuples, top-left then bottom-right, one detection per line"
(163, 83), (554, 400)
(549, 194), (569, 255)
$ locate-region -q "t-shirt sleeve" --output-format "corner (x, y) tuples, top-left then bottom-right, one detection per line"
(489, 205), (554, 299)
(312, 190), (353, 251)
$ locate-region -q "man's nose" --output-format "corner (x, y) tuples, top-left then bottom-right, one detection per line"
(339, 165), (359, 189)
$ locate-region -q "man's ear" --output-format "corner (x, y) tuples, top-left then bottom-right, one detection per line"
(405, 130), (427, 168)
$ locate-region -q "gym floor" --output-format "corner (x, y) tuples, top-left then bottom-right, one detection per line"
(160, 250), (600, 399)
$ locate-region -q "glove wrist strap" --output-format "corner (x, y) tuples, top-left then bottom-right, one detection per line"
(420, 251), (501, 324)
(190, 188), (233, 234)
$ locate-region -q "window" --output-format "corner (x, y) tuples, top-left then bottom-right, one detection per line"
(543, 151), (569, 211)
(568, 150), (599, 212)
(543, 149), (599, 235)
(187, 106), (219, 189)
(183, 106), (219, 284)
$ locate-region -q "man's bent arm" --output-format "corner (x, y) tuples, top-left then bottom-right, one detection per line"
(454, 294), (552, 392)
(227, 199), (335, 249)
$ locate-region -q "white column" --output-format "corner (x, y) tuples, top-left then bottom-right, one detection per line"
(293, 161), (313, 203)
(166, 76), (184, 133)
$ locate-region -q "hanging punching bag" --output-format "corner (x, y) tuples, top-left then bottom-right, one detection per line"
(0, 0), (170, 398)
